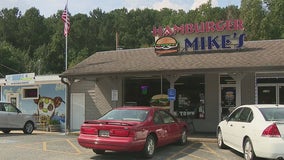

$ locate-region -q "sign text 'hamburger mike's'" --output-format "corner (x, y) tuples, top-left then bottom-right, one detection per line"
(153, 19), (246, 55)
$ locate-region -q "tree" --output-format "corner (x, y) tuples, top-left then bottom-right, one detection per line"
(262, 0), (284, 39)
(0, 8), (21, 46)
(18, 7), (48, 54)
(240, 0), (265, 40)
(0, 41), (27, 77)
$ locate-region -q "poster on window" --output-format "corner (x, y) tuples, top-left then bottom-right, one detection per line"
(221, 87), (236, 108)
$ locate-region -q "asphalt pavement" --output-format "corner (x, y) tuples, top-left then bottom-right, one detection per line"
(0, 130), (245, 160)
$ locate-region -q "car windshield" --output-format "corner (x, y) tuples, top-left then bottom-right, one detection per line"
(99, 109), (149, 122)
(259, 107), (284, 121)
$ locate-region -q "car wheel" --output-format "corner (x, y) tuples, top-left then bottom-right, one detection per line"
(243, 138), (257, 160)
(178, 128), (187, 145)
(217, 129), (227, 149)
(143, 134), (156, 158)
(2, 129), (11, 134)
(92, 149), (105, 154)
(23, 121), (34, 134)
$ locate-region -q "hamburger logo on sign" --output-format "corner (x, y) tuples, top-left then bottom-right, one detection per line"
(154, 36), (179, 55)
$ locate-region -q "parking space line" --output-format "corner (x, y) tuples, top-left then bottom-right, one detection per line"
(43, 142), (47, 151)
(166, 141), (231, 160)
(184, 153), (208, 160)
(15, 138), (85, 155)
(202, 142), (226, 160)
(166, 143), (196, 160)
(65, 139), (82, 154)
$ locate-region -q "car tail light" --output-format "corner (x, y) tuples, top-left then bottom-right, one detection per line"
(80, 126), (98, 135)
(262, 123), (281, 137)
(110, 129), (130, 137)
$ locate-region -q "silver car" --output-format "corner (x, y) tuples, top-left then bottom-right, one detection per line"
(0, 102), (36, 134)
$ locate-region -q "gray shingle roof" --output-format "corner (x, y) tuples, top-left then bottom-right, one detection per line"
(61, 39), (284, 77)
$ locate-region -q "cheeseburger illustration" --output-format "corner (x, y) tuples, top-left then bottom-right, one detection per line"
(154, 36), (179, 55)
(150, 94), (170, 109)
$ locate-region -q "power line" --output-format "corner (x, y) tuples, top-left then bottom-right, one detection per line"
(0, 63), (21, 75)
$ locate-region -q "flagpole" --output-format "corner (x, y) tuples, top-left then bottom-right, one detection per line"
(65, 31), (68, 70)
(62, 0), (69, 135)
(65, 0), (68, 71)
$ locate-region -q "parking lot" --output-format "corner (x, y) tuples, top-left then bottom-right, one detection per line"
(0, 131), (244, 160)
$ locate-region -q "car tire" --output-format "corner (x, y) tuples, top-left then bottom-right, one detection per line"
(23, 121), (34, 134)
(2, 129), (11, 134)
(143, 134), (156, 158)
(217, 129), (227, 149)
(178, 128), (188, 145)
(243, 138), (257, 160)
(93, 149), (105, 154)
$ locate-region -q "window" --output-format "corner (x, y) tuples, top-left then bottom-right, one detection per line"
(260, 108), (284, 121)
(239, 108), (253, 122)
(229, 107), (254, 122)
(99, 109), (149, 122)
(0, 104), (5, 111)
(22, 87), (39, 99)
(229, 108), (243, 121)
(174, 75), (205, 119)
(159, 110), (175, 124)
(154, 112), (163, 124)
(3, 103), (19, 113)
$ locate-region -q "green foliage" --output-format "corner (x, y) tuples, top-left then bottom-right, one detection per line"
(48, 119), (60, 125)
(0, 1), (283, 77)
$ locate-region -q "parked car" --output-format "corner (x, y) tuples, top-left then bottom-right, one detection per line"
(217, 104), (284, 160)
(78, 106), (189, 158)
(0, 101), (36, 134)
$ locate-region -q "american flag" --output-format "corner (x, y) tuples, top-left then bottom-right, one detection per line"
(61, 4), (70, 37)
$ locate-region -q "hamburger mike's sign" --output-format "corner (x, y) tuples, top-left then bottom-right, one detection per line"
(153, 19), (245, 55)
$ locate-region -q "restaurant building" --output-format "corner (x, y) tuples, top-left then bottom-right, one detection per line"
(60, 19), (284, 133)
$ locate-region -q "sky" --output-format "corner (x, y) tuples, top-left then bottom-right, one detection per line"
(0, 0), (241, 17)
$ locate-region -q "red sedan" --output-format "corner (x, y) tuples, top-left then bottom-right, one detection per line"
(77, 106), (189, 158)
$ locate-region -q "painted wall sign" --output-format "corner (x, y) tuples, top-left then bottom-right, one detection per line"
(153, 19), (245, 55)
(5, 73), (35, 85)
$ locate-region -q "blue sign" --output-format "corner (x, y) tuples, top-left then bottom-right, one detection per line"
(168, 88), (176, 101)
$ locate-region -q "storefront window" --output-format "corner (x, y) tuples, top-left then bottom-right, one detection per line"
(124, 76), (170, 106)
(124, 75), (205, 119)
(174, 75), (205, 119)
(257, 78), (284, 104)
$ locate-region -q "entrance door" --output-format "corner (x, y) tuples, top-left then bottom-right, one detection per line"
(71, 93), (85, 131)
(220, 85), (237, 119)
(6, 93), (19, 108)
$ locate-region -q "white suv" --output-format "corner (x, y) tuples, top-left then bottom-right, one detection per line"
(0, 102), (36, 134)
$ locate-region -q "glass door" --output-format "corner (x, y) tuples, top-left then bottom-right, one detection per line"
(220, 85), (236, 118)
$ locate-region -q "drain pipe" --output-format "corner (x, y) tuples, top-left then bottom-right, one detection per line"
(61, 77), (71, 135)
